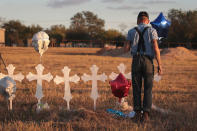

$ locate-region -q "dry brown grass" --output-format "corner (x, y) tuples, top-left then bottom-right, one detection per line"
(0, 47), (196, 131)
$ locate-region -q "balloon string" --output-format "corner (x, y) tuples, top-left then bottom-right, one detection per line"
(40, 56), (42, 64)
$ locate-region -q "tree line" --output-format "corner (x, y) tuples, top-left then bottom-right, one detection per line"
(167, 9), (197, 48)
(0, 11), (125, 47)
(1, 9), (197, 47)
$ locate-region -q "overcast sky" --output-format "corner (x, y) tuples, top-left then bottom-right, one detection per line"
(0, 0), (196, 32)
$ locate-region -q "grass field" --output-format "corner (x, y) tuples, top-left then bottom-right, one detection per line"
(0, 47), (196, 131)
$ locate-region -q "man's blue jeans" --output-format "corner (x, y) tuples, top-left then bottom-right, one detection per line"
(132, 55), (154, 113)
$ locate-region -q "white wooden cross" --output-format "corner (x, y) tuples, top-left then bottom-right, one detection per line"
(81, 65), (107, 110)
(54, 66), (80, 110)
(109, 63), (131, 80)
(26, 64), (53, 111)
(0, 64), (24, 111)
(0, 64), (24, 82)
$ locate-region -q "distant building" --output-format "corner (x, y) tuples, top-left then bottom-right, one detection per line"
(0, 28), (5, 46)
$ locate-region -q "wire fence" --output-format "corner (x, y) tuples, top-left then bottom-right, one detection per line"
(50, 39), (125, 48)
(50, 39), (197, 49)
(1, 39), (197, 49)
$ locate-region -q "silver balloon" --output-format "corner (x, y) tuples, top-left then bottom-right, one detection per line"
(0, 76), (16, 110)
(32, 31), (50, 56)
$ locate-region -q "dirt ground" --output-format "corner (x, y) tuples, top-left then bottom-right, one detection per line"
(0, 47), (196, 131)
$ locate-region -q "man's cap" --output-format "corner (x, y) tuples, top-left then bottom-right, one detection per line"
(137, 11), (149, 19)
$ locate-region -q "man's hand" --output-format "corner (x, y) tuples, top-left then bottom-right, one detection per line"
(153, 39), (163, 75)
(158, 65), (163, 75)
(124, 41), (131, 52)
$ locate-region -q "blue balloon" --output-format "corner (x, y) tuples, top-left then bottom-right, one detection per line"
(151, 12), (171, 38)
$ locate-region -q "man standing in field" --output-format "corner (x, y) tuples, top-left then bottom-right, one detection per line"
(124, 11), (163, 123)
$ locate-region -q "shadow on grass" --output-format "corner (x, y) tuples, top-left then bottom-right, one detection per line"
(153, 90), (197, 95)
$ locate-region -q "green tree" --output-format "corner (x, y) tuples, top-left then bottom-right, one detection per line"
(29, 25), (43, 35)
(47, 24), (66, 45)
(2, 20), (26, 46)
(70, 12), (86, 30)
(104, 29), (125, 46)
(167, 9), (197, 44)
(24, 24), (43, 40)
(70, 11), (105, 40)
(66, 29), (89, 40)
(104, 29), (123, 41)
(2, 20), (43, 46)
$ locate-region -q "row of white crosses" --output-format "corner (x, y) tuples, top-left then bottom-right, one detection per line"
(0, 63), (164, 112)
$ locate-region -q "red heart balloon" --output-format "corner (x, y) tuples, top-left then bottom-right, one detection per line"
(109, 73), (131, 102)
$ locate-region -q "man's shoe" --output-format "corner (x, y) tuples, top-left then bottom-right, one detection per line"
(141, 111), (150, 123)
(132, 111), (141, 123)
